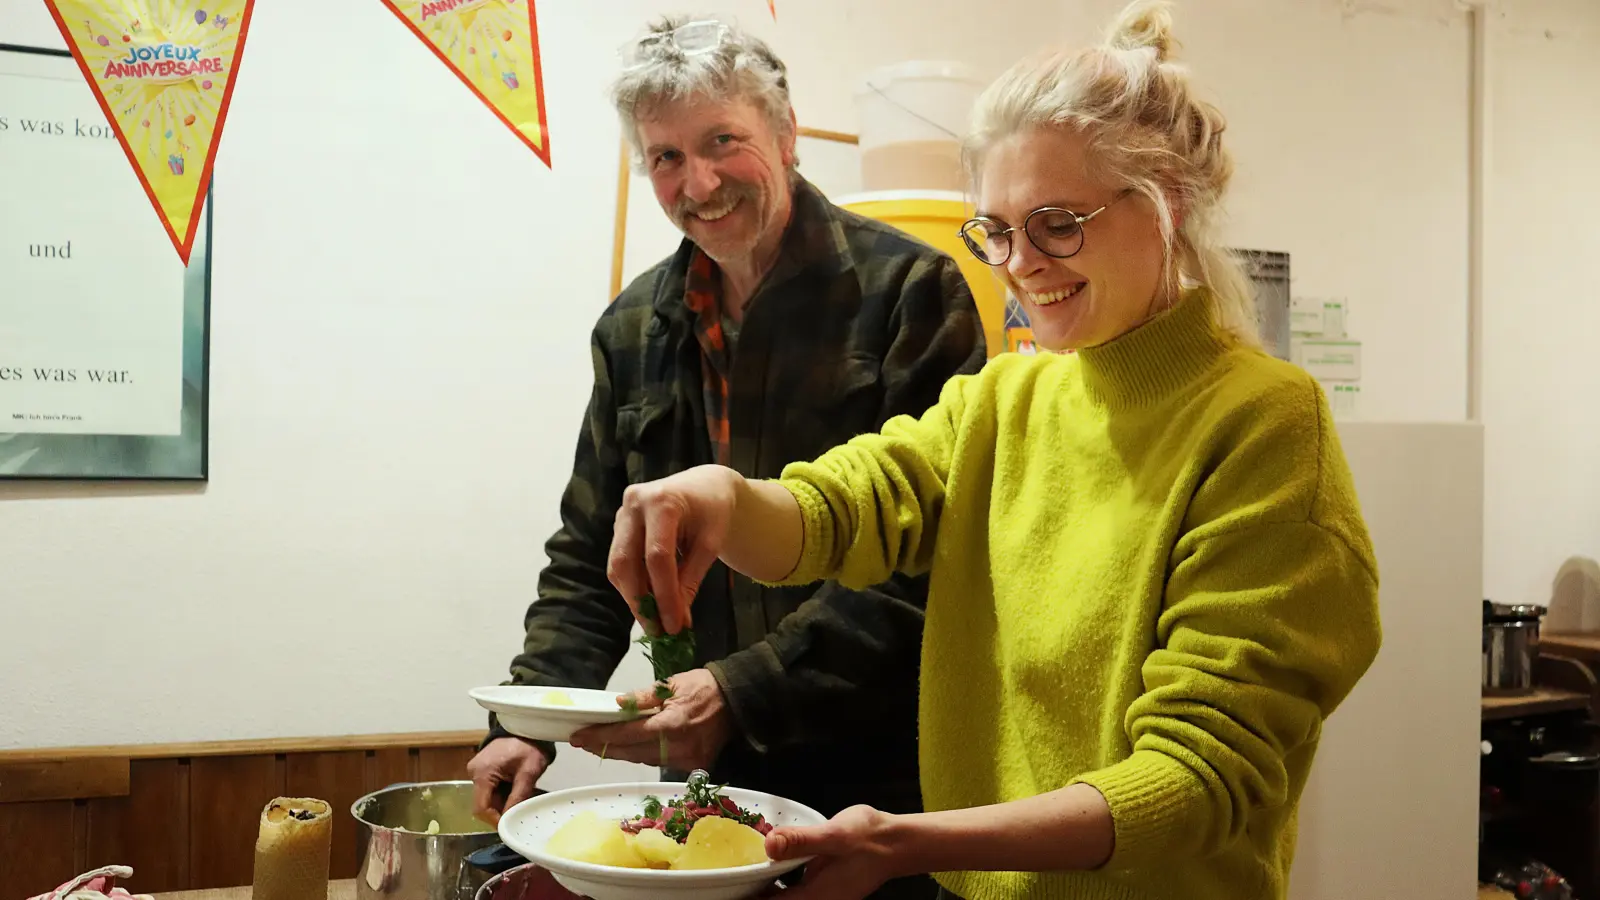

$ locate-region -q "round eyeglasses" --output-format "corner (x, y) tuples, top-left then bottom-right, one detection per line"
(620, 20), (729, 71)
(957, 191), (1131, 266)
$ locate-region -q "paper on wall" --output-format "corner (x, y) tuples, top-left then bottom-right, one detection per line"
(1290, 296), (1360, 417)
(1291, 296), (1348, 339)
(1292, 337), (1361, 382)
(1322, 381), (1361, 419)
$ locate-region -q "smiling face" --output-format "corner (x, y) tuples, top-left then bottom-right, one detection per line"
(637, 93), (797, 269)
(976, 126), (1170, 352)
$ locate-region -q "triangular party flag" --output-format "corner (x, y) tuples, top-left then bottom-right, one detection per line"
(380, 0), (552, 167)
(43, 0), (255, 264)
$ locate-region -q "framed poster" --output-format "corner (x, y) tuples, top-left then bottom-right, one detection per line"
(0, 43), (210, 480)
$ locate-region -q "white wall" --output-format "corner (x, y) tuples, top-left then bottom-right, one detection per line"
(0, 0), (660, 788)
(1292, 422), (1483, 900)
(0, 6), (1562, 895)
(0, 0), (1070, 792)
(1054, 0), (1472, 423)
(1480, 0), (1600, 621)
(0, 0), (1583, 810)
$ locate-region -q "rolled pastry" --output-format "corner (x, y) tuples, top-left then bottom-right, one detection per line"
(252, 797), (333, 900)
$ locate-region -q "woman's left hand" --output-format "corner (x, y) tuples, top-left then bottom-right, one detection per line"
(764, 805), (905, 900)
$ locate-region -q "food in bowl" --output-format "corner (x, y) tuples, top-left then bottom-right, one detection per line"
(544, 775), (773, 870)
(392, 819), (443, 834)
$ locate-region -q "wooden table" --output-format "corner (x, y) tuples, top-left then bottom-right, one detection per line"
(149, 870), (578, 899)
(153, 880), (356, 899)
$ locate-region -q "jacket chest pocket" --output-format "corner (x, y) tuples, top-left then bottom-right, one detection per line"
(615, 396), (680, 485)
(781, 354), (884, 460)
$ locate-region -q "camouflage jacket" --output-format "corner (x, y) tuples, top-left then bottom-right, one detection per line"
(490, 176), (986, 820)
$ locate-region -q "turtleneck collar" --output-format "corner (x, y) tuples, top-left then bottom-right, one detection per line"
(1074, 288), (1233, 409)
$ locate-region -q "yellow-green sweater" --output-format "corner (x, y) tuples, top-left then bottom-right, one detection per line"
(773, 290), (1383, 900)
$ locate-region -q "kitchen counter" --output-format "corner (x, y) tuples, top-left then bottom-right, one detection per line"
(153, 880), (356, 899)
(1481, 685), (1592, 720)
(1543, 632), (1600, 661)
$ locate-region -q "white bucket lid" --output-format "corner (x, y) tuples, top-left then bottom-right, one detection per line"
(855, 60), (983, 95)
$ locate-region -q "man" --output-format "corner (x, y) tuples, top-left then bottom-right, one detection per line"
(467, 14), (985, 899)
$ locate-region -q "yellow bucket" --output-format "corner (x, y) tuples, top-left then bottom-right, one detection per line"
(837, 190), (1013, 358)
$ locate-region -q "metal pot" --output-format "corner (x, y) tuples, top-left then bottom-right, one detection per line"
(1484, 600), (1546, 694)
(352, 781), (524, 900)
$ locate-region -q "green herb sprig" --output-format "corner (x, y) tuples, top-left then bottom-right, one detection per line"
(624, 772), (768, 844)
(635, 593), (697, 698)
(620, 593), (698, 768)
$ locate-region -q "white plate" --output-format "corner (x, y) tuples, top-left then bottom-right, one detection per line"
(469, 685), (657, 743)
(498, 781), (827, 900)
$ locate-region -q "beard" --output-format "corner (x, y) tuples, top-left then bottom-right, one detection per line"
(673, 182), (764, 261)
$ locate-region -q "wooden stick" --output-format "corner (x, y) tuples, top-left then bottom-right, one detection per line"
(797, 125), (859, 145)
(610, 138), (631, 299)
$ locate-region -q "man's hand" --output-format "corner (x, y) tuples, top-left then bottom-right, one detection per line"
(764, 805), (904, 900)
(467, 737), (550, 825)
(569, 668), (734, 770)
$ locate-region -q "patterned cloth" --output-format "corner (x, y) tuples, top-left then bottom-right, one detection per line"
(28, 866), (153, 900)
(486, 175), (986, 845)
(681, 248), (733, 466)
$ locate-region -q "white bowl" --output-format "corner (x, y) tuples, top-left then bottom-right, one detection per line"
(469, 685), (657, 743)
(497, 781), (827, 900)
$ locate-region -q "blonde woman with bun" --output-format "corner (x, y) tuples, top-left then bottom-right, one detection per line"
(604, 3), (1383, 898)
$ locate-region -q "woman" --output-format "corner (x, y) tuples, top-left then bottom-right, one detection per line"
(606, 3), (1382, 898)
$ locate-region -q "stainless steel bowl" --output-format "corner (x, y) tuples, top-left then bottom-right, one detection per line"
(352, 781), (506, 900)
(474, 862), (580, 900)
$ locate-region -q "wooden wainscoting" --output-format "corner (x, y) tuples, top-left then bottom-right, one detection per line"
(0, 731), (482, 898)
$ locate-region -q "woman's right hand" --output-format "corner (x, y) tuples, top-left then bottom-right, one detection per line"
(607, 464), (743, 635)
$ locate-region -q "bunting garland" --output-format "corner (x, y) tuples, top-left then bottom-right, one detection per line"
(43, 0), (255, 263)
(378, 0), (552, 167)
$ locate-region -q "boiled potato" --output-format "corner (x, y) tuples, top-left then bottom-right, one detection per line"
(542, 690), (575, 706)
(544, 811), (649, 869)
(673, 816), (769, 870)
(631, 827), (684, 869)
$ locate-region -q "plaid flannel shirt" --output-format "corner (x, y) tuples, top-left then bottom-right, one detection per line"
(489, 175), (986, 824)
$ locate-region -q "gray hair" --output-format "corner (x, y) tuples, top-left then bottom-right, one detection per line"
(963, 0), (1260, 348)
(610, 14), (797, 171)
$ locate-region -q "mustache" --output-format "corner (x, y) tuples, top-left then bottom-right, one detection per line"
(675, 185), (754, 223)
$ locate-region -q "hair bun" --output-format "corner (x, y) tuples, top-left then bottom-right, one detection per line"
(1106, 0), (1177, 62)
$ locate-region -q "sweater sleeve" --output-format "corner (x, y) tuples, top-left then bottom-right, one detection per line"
(770, 370), (974, 591)
(1073, 385), (1383, 869)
